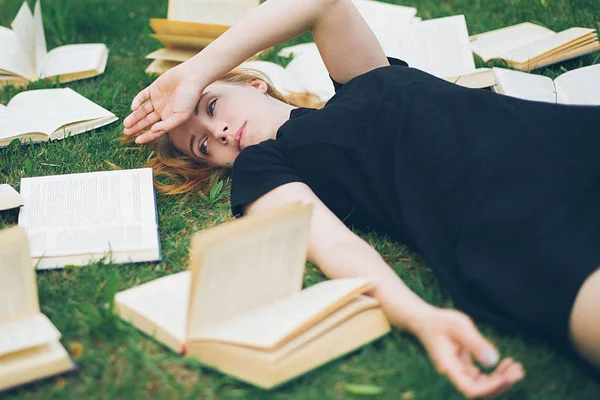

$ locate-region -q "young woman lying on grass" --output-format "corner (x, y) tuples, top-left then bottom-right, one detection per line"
(123, 0), (600, 397)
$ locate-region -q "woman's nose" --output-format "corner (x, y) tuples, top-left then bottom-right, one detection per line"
(215, 123), (230, 144)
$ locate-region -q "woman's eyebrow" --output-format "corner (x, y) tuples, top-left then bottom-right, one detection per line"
(189, 134), (197, 156)
(194, 91), (211, 115)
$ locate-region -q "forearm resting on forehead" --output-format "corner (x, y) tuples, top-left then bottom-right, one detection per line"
(184, 0), (387, 87)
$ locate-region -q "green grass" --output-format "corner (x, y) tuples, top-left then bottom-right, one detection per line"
(1, 0), (600, 398)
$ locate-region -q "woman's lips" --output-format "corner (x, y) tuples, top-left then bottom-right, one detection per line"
(237, 123), (246, 151)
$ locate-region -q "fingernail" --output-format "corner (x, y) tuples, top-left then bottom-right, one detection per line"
(484, 349), (499, 366)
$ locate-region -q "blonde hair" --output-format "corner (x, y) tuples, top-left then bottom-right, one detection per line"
(129, 68), (324, 195)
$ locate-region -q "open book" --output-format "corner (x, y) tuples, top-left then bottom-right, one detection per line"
(0, 88), (117, 147)
(18, 168), (161, 269)
(470, 22), (600, 71)
(0, 184), (23, 211)
(116, 203), (391, 389)
(0, 1), (109, 87)
(0, 226), (74, 392)
(492, 64), (600, 105)
(278, 16), (495, 90)
(167, 0), (260, 25)
(146, 0), (259, 73)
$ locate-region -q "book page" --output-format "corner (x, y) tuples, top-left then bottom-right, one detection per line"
(39, 44), (108, 80)
(554, 64), (600, 105)
(0, 226), (39, 321)
(0, 88), (115, 140)
(150, 18), (229, 38)
(192, 278), (372, 349)
(0, 340), (74, 392)
(187, 203), (312, 336)
(10, 2), (36, 80)
(382, 15), (476, 78)
(239, 60), (305, 96)
(470, 22), (555, 62)
(116, 271), (190, 350)
(0, 184), (23, 211)
(0, 314), (61, 357)
(281, 44), (335, 101)
(150, 33), (212, 50)
(0, 27), (33, 80)
(18, 169), (159, 259)
(168, 0), (259, 25)
(33, 0), (47, 77)
(492, 67), (556, 103)
(352, 0), (417, 44)
(500, 27), (595, 64)
(145, 48), (197, 63)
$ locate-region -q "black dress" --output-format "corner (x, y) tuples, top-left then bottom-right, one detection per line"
(230, 58), (600, 349)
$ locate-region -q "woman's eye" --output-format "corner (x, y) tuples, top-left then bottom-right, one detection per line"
(207, 99), (217, 116)
(199, 138), (208, 155)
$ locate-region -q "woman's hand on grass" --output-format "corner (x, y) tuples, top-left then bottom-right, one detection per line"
(411, 308), (525, 398)
(123, 63), (205, 144)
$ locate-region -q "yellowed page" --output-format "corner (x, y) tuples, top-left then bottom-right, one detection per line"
(382, 15), (476, 78)
(444, 67), (496, 89)
(187, 203), (312, 337)
(8, 3), (35, 79)
(150, 18), (229, 38)
(39, 44), (108, 80)
(554, 64), (600, 106)
(191, 278), (372, 349)
(0, 314), (61, 357)
(492, 67), (556, 103)
(279, 43), (334, 101)
(500, 27), (595, 64)
(0, 340), (74, 392)
(150, 33), (212, 49)
(0, 88), (115, 140)
(146, 59), (180, 75)
(116, 271), (190, 352)
(145, 48), (197, 63)
(33, 0), (47, 77)
(0, 184), (23, 211)
(0, 226), (39, 321)
(18, 168), (159, 268)
(168, 0), (259, 25)
(470, 22), (555, 62)
(239, 60), (305, 96)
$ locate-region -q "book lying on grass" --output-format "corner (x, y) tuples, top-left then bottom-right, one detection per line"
(0, 184), (23, 211)
(353, 0), (418, 38)
(0, 88), (117, 147)
(18, 168), (161, 270)
(492, 64), (600, 105)
(116, 203), (391, 389)
(0, 226), (74, 392)
(0, 1), (109, 87)
(167, 0), (260, 25)
(470, 22), (600, 71)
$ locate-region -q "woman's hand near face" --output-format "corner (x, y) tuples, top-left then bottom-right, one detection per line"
(412, 308), (525, 398)
(123, 62), (205, 144)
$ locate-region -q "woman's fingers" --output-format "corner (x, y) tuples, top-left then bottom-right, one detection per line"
(451, 314), (499, 367)
(123, 111), (161, 136)
(135, 129), (168, 144)
(150, 113), (190, 134)
(123, 101), (155, 130)
(439, 345), (508, 399)
(131, 86), (151, 111)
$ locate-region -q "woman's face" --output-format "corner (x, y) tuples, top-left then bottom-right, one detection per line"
(170, 79), (278, 167)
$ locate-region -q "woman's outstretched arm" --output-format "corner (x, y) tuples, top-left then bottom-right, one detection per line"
(245, 182), (525, 399)
(124, 0), (388, 143)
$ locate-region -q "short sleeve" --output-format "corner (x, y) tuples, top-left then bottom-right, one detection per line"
(230, 140), (304, 217)
(331, 57), (409, 92)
